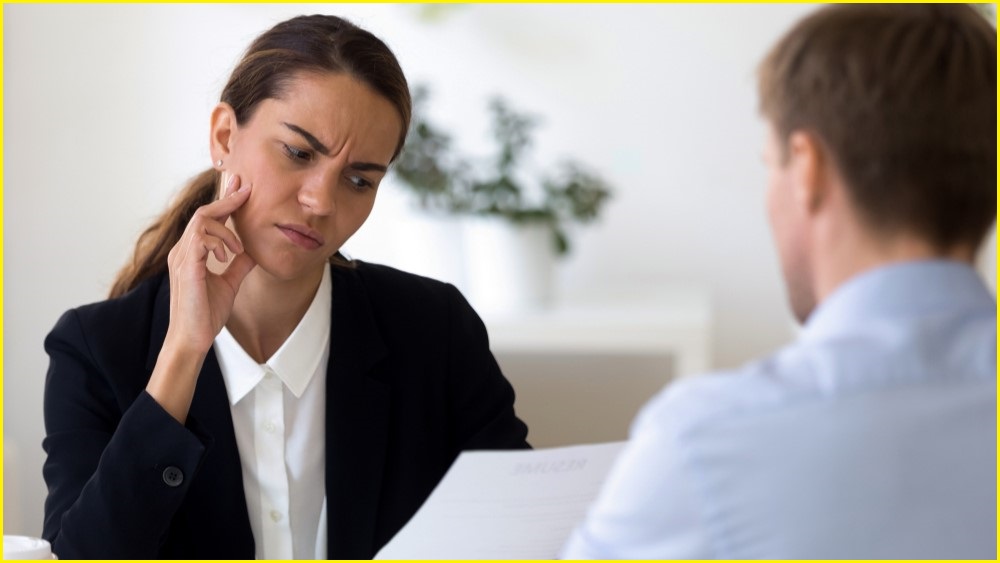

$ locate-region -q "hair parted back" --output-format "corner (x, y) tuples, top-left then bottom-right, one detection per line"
(758, 4), (996, 252)
(110, 14), (411, 299)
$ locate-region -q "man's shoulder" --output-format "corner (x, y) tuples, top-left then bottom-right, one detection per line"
(640, 313), (996, 439)
(637, 344), (821, 435)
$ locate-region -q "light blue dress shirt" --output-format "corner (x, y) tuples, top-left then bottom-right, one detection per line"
(562, 260), (996, 559)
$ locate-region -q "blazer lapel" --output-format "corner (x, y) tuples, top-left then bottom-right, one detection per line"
(325, 264), (390, 559)
(145, 277), (254, 557)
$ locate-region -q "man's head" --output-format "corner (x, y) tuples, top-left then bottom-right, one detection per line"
(758, 4), (996, 322)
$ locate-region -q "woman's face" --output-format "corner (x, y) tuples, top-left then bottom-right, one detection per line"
(213, 71), (402, 282)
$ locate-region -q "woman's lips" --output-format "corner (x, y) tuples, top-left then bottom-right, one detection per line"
(277, 224), (324, 250)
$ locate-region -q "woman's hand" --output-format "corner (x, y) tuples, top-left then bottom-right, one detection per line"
(165, 174), (256, 355)
(147, 174), (256, 422)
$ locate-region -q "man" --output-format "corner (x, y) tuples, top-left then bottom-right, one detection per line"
(562, 4), (996, 559)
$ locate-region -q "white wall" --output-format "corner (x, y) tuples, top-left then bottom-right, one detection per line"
(5, 3), (993, 537)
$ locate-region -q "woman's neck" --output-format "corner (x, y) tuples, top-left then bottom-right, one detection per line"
(226, 264), (326, 363)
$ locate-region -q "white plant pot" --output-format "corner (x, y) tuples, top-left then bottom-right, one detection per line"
(462, 217), (556, 316)
(388, 211), (467, 289)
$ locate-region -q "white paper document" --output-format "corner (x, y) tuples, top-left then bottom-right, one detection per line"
(375, 441), (626, 560)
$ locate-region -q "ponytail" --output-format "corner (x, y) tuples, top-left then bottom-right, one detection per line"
(109, 169), (217, 298)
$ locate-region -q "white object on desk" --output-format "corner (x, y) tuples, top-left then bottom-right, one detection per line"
(374, 441), (626, 560)
(3, 536), (56, 560)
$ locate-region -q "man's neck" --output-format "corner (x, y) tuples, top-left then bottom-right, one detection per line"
(813, 226), (975, 305)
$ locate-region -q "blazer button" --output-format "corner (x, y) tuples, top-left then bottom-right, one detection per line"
(162, 466), (184, 487)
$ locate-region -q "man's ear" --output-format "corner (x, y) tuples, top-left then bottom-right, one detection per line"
(786, 130), (826, 215)
(209, 102), (238, 166)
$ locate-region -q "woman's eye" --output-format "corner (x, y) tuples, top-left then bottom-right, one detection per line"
(282, 143), (312, 162)
(347, 175), (373, 192)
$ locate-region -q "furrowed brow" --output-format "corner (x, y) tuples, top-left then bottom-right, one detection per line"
(282, 122), (330, 155)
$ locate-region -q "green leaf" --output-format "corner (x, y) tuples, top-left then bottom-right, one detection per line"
(389, 83), (615, 258)
(553, 228), (570, 256)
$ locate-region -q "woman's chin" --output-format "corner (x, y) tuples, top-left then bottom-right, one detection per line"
(250, 252), (327, 284)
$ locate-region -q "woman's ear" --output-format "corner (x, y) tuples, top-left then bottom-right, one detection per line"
(209, 102), (238, 167)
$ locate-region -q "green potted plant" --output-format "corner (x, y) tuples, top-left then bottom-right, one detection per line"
(393, 86), (614, 312)
(395, 86), (612, 255)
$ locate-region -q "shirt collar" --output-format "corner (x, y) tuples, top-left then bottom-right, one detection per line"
(215, 265), (332, 405)
(800, 259), (994, 344)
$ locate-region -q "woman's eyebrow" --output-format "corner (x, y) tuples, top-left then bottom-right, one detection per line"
(283, 122), (330, 155)
(348, 162), (388, 173)
(282, 121), (388, 172)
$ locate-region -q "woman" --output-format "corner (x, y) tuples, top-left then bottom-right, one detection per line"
(41, 14), (529, 559)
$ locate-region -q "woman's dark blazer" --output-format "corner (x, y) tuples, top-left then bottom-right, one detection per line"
(41, 260), (530, 559)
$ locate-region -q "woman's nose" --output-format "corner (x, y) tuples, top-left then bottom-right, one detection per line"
(298, 174), (335, 216)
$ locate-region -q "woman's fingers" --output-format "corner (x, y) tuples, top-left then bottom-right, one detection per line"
(174, 231), (228, 269)
(196, 217), (244, 257)
(198, 174), (252, 221)
(176, 174), (249, 265)
(161, 175), (257, 358)
(221, 252), (258, 291)
(209, 239), (228, 263)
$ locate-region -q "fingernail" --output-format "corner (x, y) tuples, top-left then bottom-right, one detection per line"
(238, 182), (251, 193)
(227, 174), (237, 192)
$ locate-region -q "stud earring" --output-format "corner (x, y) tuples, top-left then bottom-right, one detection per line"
(216, 159), (223, 167)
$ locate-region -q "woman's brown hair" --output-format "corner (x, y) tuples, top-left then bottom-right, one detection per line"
(110, 15), (411, 298)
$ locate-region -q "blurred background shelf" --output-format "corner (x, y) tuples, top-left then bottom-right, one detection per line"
(483, 286), (712, 447)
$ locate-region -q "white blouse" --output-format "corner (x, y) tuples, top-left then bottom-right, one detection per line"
(214, 267), (331, 559)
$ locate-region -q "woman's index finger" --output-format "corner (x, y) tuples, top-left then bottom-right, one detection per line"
(203, 181), (252, 221)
